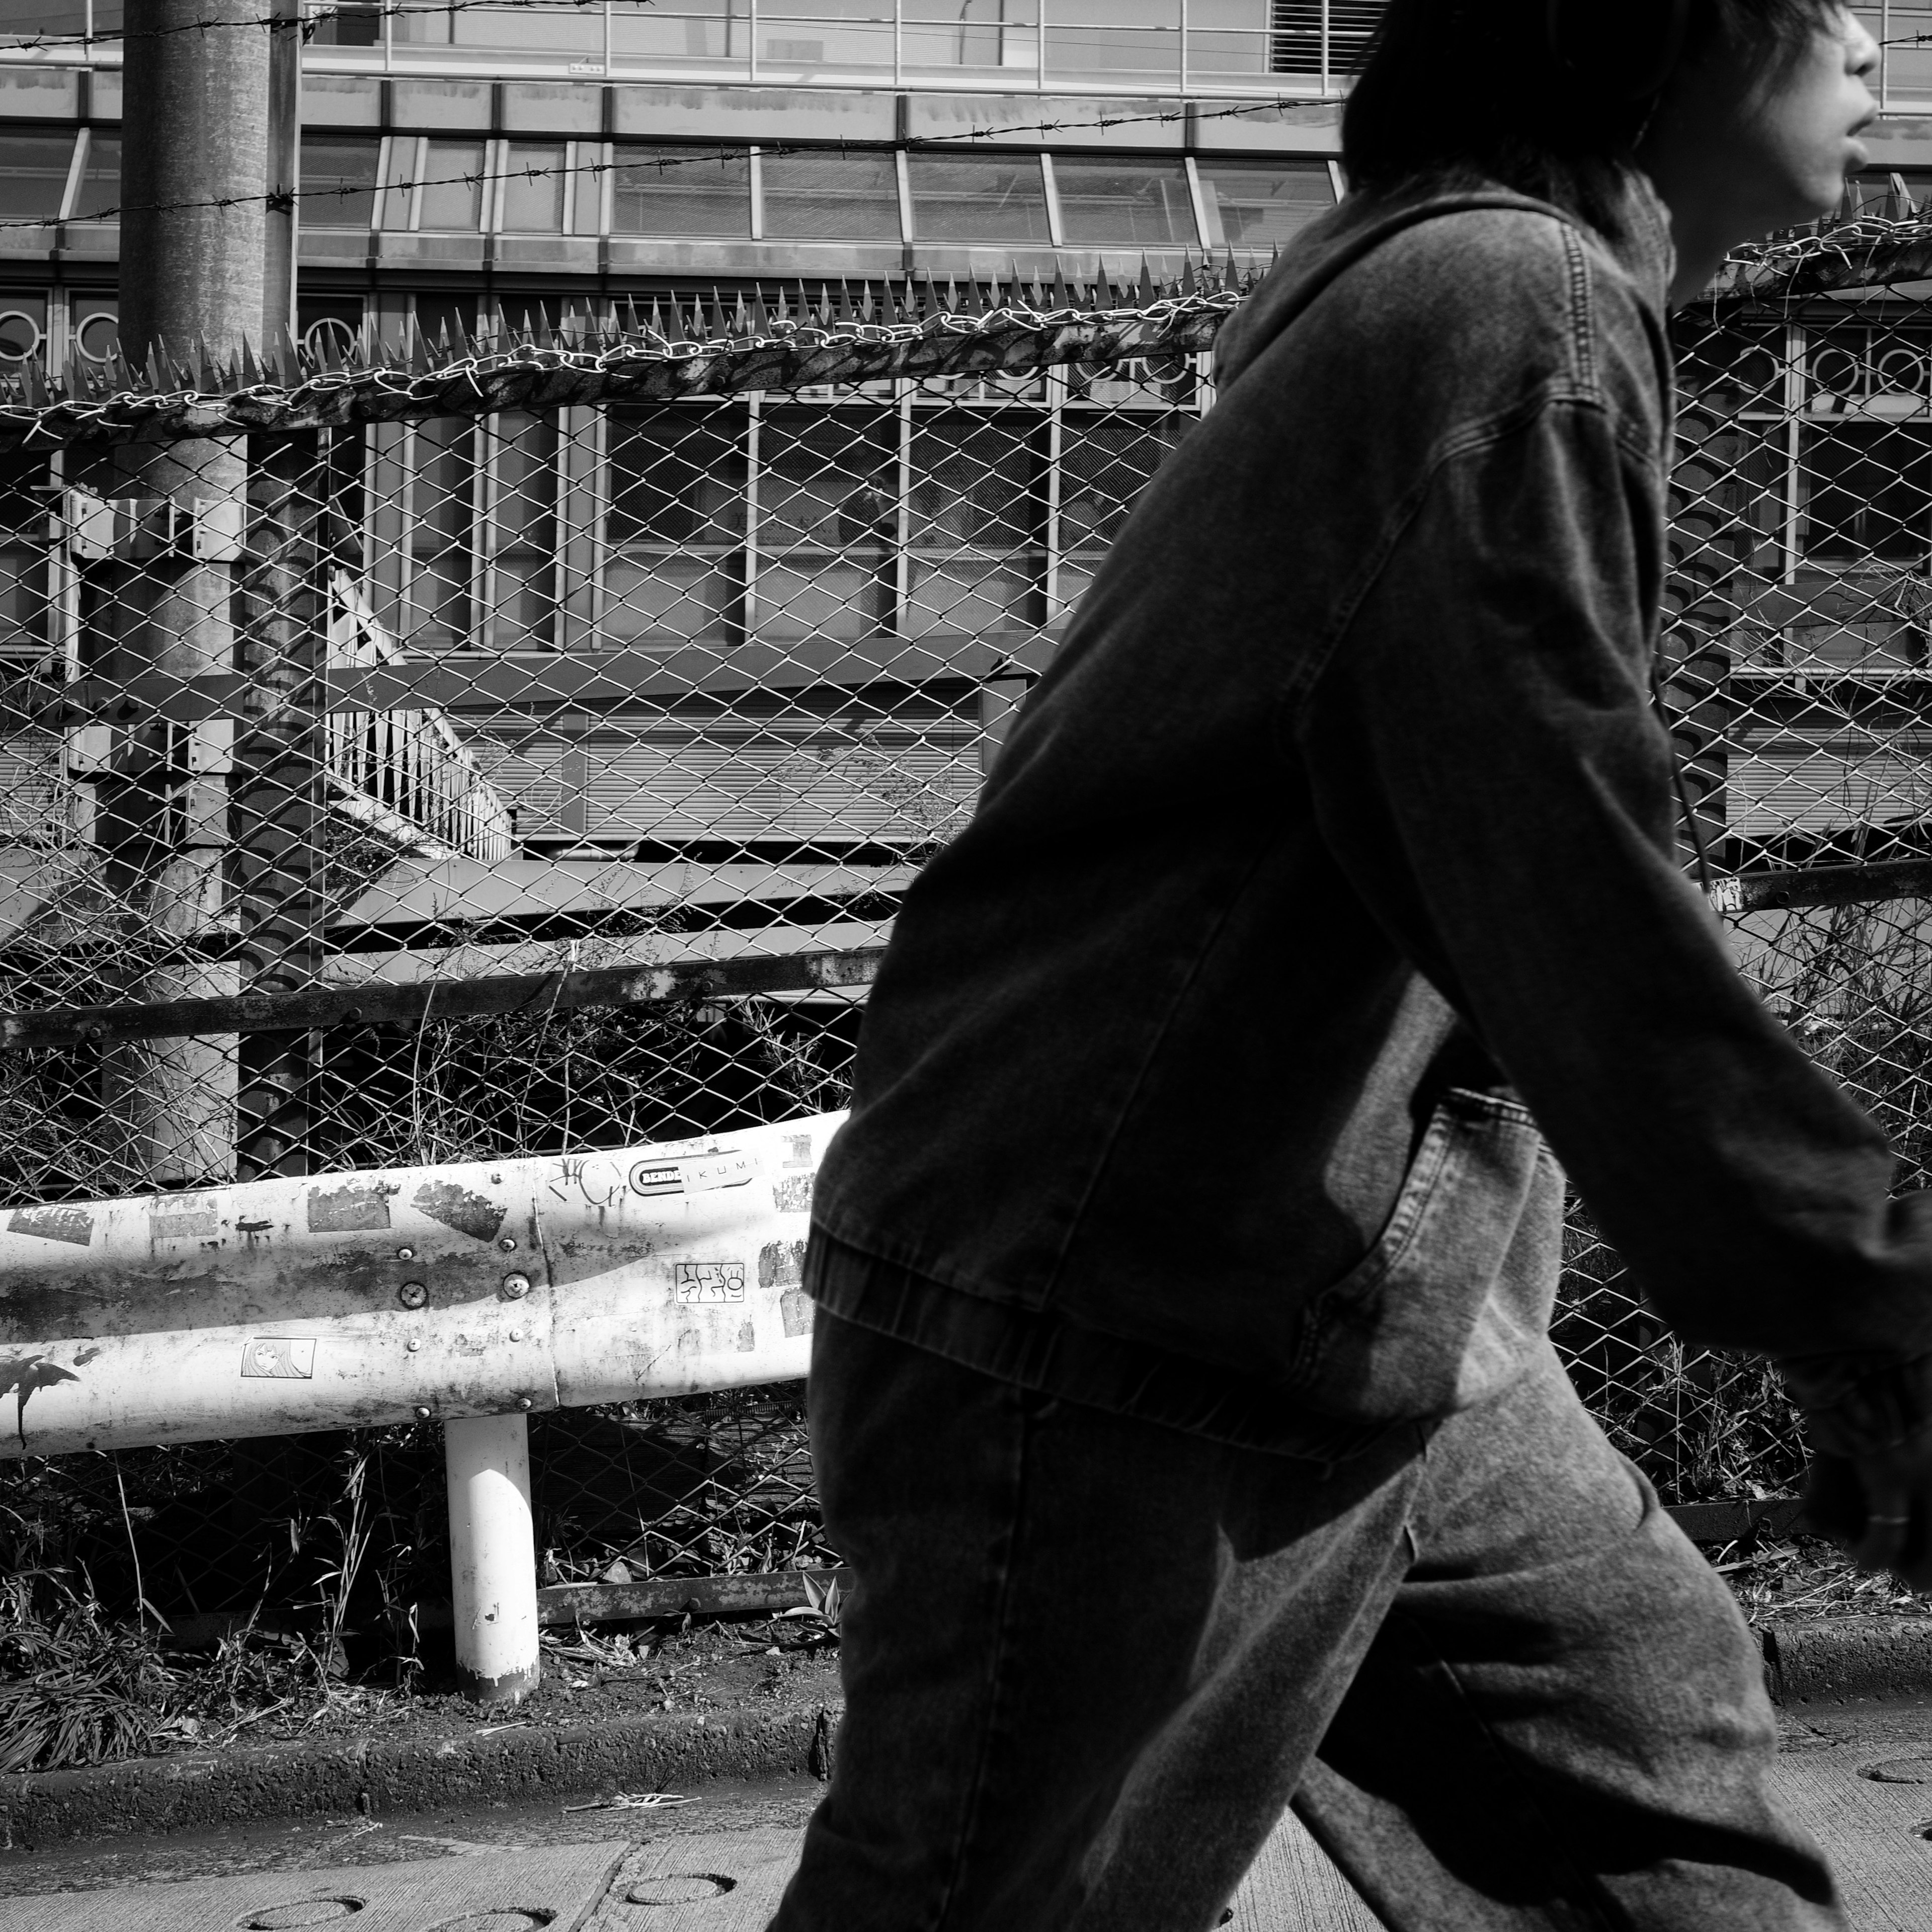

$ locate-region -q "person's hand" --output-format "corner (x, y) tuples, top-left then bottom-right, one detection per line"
(1783, 1350), (1932, 1589)
(1799, 1433), (1932, 1589)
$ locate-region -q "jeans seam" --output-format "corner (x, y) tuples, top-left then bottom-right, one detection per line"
(931, 1382), (1035, 1932)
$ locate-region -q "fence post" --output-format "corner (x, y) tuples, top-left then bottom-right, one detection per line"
(231, 438), (331, 1179)
(445, 1412), (542, 1704)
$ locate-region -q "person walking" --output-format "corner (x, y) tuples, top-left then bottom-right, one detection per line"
(771, 5), (1919, 1926)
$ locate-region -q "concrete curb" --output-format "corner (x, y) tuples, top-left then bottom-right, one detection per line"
(7, 1614), (1932, 1851)
(0, 1698), (843, 1853)
(1762, 1616), (1932, 1706)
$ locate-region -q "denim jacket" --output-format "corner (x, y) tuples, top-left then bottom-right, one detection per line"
(804, 168), (1932, 1459)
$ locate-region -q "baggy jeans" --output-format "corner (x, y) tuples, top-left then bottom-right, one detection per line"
(768, 1312), (1844, 1932)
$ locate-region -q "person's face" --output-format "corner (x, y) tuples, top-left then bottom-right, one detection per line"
(1640, 6), (1879, 294)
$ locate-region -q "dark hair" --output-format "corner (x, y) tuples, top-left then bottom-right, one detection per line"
(1341, 0), (1841, 232)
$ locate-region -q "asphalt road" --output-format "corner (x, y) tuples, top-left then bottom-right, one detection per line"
(11, 1702), (1932, 1928)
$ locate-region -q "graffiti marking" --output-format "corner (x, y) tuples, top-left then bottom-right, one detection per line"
(675, 1260), (746, 1304)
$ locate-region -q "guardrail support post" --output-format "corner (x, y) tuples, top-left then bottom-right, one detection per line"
(444, 1412), (542, 1705)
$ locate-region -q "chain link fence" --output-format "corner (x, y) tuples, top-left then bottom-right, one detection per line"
(6, 242), (1932, 1648)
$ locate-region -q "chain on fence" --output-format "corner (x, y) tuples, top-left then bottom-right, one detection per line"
(9, 236), (1932, 1649)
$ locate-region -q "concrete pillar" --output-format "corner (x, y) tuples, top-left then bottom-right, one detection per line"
(444, 1413), (543, 1704)
(101, 0), (274, 1186)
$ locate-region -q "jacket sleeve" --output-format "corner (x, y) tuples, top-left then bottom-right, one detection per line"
(1294, 394), (1932, 1375)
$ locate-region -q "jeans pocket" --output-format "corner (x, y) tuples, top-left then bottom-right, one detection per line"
(1289, 1086), (1561, 1427)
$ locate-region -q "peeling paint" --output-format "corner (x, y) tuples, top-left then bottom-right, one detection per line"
(8, 1204), (94, 1246)
(781, 1289), (815, 1338)
(736, 1321), (756, 1351)
(759, 1240), (808, 1289)
(150, 1196), (221, 1242)
(772, 1174), (814, 1215)
(306, 1182), (393, 1233)
(413, 1181), (508, 1244)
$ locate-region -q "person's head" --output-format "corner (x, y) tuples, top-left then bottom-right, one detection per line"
(1342, 1), (1875, 265)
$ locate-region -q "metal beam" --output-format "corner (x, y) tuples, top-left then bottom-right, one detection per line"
(0, 946), (886, 1050)
(2, 635), (1056, 733)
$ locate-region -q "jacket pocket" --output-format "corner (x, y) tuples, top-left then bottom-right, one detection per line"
(1290, 1086), (1561, 1426)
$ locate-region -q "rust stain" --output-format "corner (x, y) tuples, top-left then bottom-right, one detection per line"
(411, 1180), (507, 1244)
(8, 1204), (95, 1246)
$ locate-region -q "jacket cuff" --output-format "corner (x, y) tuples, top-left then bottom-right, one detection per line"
(1780, 1351), (1932, 1457)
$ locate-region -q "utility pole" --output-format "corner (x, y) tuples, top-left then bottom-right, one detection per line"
(232, 0), (327, 1180)
(101, 0), (273, 1186)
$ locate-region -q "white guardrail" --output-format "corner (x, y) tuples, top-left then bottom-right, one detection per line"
(0, 1110), (843, 1701)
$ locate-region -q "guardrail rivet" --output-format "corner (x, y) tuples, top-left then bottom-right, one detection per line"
(502, 1272), (531, 1300)
(498, 1236), (517, 1251)
(397, 1280), (429, 1309)
(396, 1246), (415, 1260)
(407, 1337), (422, 1352)
(516, 1396), (533, 1411)
(413, 1404), (432, 1420)
(509, 1327), (523, 1342)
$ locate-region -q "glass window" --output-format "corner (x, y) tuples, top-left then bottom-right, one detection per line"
(755, 408), (899, 642)
(408, 414), (475, 649)
(908, 156), (1050, 244)
(1053, 158), (1195, 247)
(1800, 421), (1932, 563)
(300, 136), (380, 228)
(0, 3), (85, 42)
(500, 142), (566, 232)
(420, 139), (486, 230)
(1059, 413), (1189, 549)
(0, 136), (71, 223)
(70, 134), (119, 222)
(379, 136), (418, 228)
(609, 410), (748, 545)
(1195, 160), (1334, 251)
(307, 0), (381, 44)
(760, 151), (900, 242)
(0, 299), (44, 363)
(605, 406), (748, 644)
(612, 147), (751, 237)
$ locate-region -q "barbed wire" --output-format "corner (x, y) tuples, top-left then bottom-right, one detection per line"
(0, 92), (1328, 231)
(0, 270), (1253, 447)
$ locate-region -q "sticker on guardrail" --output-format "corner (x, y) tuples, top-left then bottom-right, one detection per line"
(7, 1204), (94, 1245)
(151, 1194), (221, 1242)
(242, 1338), (316, 1379)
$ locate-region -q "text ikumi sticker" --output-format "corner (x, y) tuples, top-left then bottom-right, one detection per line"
(675, 1260), (746, 1304)
(241, 1338), (316, 1380)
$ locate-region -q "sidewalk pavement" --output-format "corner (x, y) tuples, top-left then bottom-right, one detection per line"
(12, 1723), (1932, 1932)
